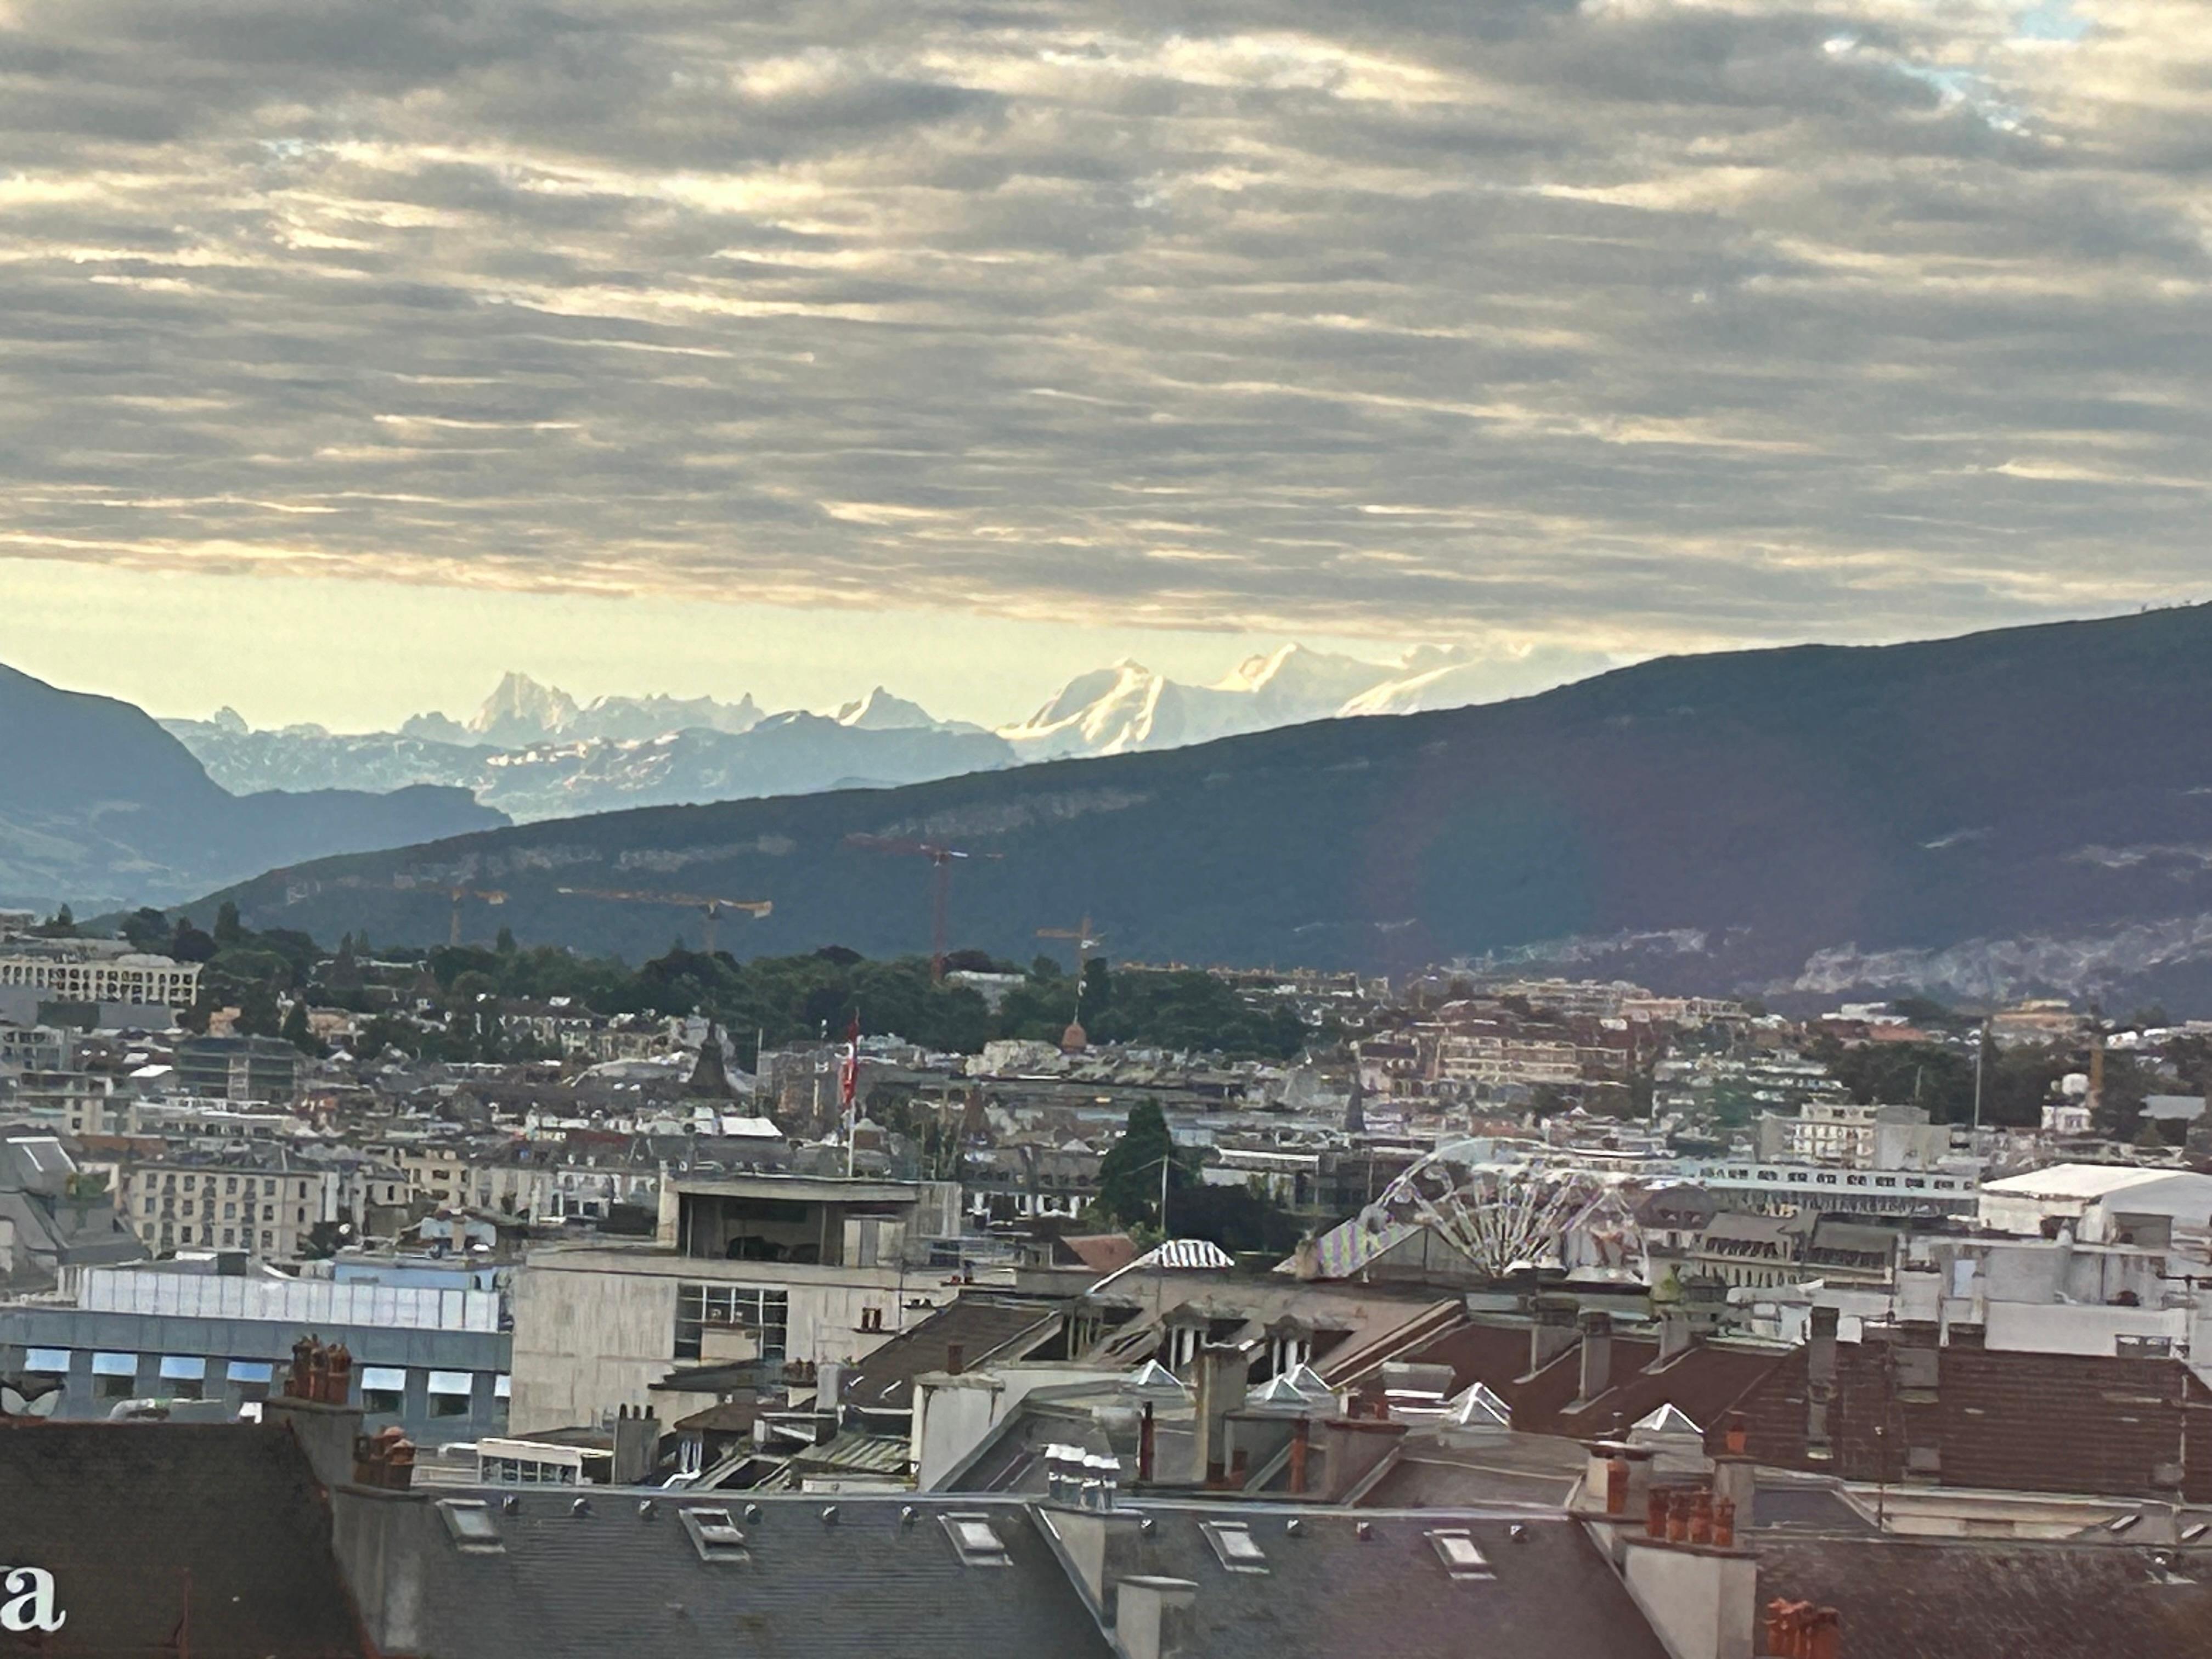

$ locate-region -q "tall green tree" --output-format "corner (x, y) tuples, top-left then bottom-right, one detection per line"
(1097, 1101), (1193, 1229)
(281, 1001), (323, 1057)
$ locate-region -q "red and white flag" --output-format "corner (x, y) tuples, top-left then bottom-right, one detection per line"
(838, 1010), (860, 1110)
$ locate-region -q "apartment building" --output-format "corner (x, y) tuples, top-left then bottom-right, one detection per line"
(114, 1150), (404, 1260)
(1757, 1100), (1948, 1170)
(0, 1260), (508, 1444)
(507, 1172), (962, 1432)
(175, 1035), (304, 1104)
(1434, 1029), (1582, 1088)
(0, 945), (201, 1009)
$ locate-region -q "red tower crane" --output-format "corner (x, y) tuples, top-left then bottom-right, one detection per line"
(846, 836), (1002, 981)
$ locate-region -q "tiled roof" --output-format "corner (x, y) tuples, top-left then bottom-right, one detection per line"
(0, 1422), (367, 1657)
(1047, 1502), (1673, 1659)
(1057, 1233), (1138, 1275)
(1386, 1317), (1791, 1441)
(352, 1489), (1111, 1659)
(839, 1295), (1064, 1411)
(1721, 1330), (2212, 1503)
(1754, 1536), (2212, 1658)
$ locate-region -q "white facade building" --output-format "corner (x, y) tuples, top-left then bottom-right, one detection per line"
(0, 950), (200, 1010)
(1977, 1164), (2212, 1245)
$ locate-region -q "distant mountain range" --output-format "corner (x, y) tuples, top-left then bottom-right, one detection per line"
(0, 665), (502, 911)
(199, 606), (2212, 1009)
(161, 645), (1572, 821)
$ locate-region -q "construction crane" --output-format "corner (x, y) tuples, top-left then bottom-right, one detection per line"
(554, 888), (772, 953)
(395, 880), (507, 949)
(1036, 914), (1105, 970)
(846, 836), (1002, 981)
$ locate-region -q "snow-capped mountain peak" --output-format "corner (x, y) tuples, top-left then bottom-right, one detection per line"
(837, 686), (939, 730)
(469, 672), (579, 744)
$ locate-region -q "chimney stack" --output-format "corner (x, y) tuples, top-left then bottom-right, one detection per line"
(1805, 1306), (1839, 1460)
(1576, 1311), (1614, 1404)
(1191, 1344), (1247, 1486)
(1115, 1577), (1199, 1659)
(1765, 1600), (1842, 1659)
(945, 1343), (965, 1378)
(1656, 1310), (1692, 1364)
(1046, 1499), (1146, 1611)
(1527, 1298), (1579, 1375)
(351, 1425), (417, 1491)
(612, 1403), (659, 1483)
(1621, 1525), (1758, 1659)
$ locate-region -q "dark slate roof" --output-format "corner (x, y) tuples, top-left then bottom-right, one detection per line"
(1057, 1233), (1139, 1275)
(0, 1422), (366, 1658)
(1747, 1477), (1880, 1536)
(1041, 1502), (1673, 1659)
(1755, 1536), (2212, 1659)
(943, 1395), (1197, 1496)
(1719, 1332), (2212, 1502)
(1355, 1436), (1588, 1509)
(1387, 1317), (1790, 1441)
(840, 1295), (1064, 1412)
(349, 1489), (1110, 1659)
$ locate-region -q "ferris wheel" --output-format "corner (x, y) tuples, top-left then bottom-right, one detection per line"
(1357, 1142), (1651, 1283)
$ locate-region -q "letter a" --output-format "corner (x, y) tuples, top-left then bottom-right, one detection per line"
(1, 1567), (64, 1633)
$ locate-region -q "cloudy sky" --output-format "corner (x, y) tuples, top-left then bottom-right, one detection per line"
(0, 0), (2204, 729)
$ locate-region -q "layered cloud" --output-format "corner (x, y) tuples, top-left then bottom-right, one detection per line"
(0, 0), (2207, 653)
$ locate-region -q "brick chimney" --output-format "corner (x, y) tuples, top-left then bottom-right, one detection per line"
(1577, 1438), (1655, 1519)
(1765, 1600), (1842, 1659)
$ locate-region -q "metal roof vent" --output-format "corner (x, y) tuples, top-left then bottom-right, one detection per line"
(900, 1505), (919, 1527)
(821, 1504), (840, 1525)
(638, 1499), (657, 1521)
(1284, 1518), (1305, 1537)
(570, 1497), (591, 1518)
(679, 1505), (749, 1563)
(941, 1513), (1012, 1567)
(743, 1503), (763, 1522)
(1355, 1521), (1374, 1541)
(436, 1499), (504, 1555)
(1427, 1529), (1495, 1582)
(500, 1494), (521, 1515)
